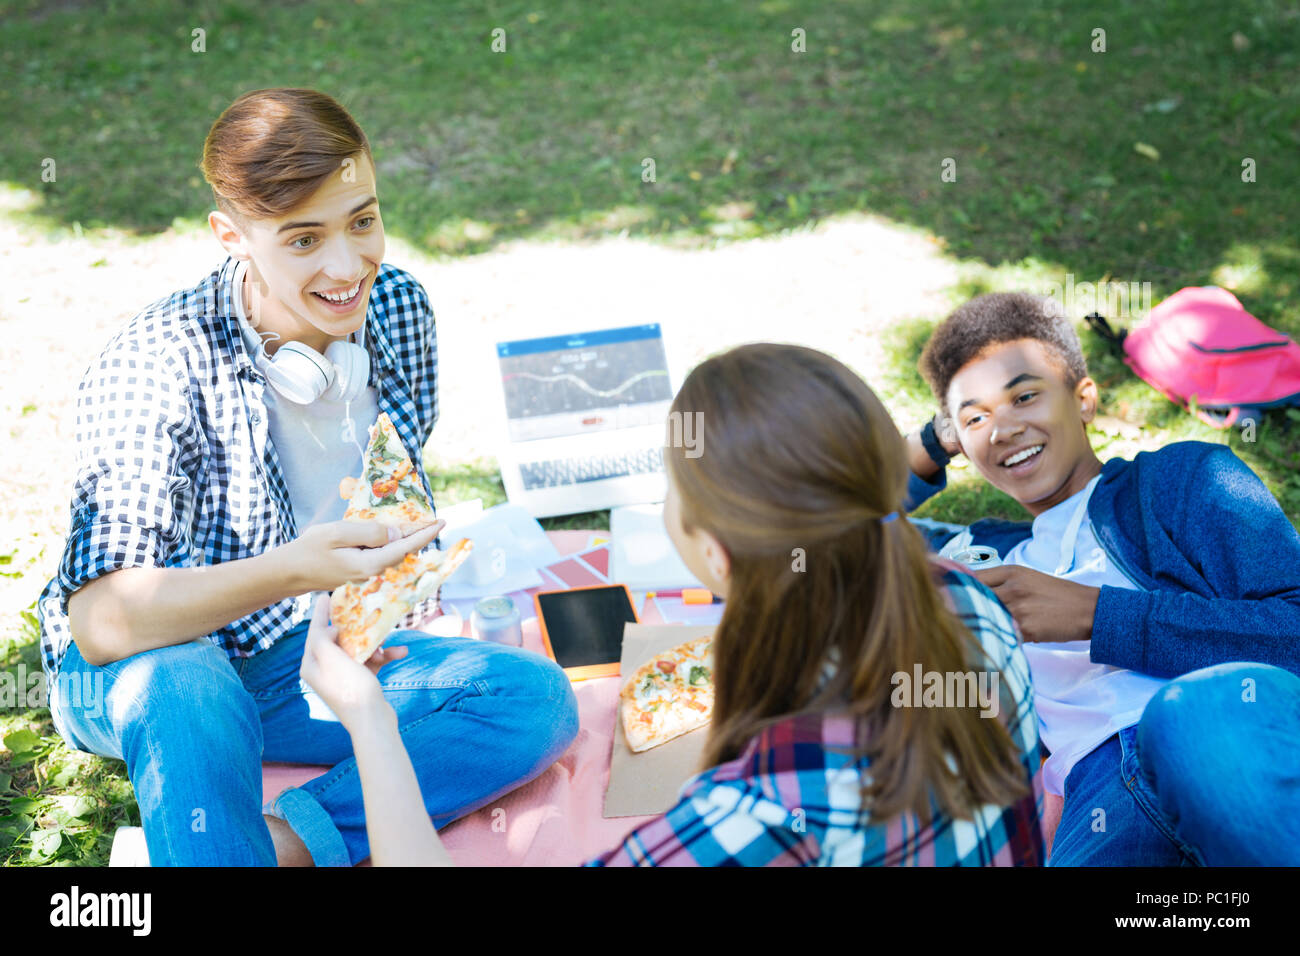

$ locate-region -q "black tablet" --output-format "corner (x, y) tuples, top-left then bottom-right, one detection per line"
(533, 585), (639, 680)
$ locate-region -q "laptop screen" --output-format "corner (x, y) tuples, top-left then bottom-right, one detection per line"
(496, 324), (673, 443)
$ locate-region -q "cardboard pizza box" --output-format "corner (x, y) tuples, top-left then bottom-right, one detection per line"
(603, 623), (715, 818)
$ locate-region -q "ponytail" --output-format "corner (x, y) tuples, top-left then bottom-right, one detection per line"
(669, 343), (1031, 823)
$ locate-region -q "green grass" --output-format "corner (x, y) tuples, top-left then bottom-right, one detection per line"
(3, 0), (1297, 290)
(3, 0), (1299, 864)
(425, 453), (610, 531)
(1, 616), (134, 866)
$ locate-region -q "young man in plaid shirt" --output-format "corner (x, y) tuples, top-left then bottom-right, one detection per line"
(36, 88), (578, 866)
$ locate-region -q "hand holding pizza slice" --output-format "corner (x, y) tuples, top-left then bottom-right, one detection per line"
(329, 538), (474, 663)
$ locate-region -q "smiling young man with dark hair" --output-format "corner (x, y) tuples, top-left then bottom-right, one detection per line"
(35, 88), (578, 866)
(902, 291), (1300, 866)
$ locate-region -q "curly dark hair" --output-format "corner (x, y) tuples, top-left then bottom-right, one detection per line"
(919, 292), (1087, 406)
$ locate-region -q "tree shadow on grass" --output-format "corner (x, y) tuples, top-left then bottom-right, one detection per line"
(2, 0), (1299, 331)
(5, 0), (1298, 522)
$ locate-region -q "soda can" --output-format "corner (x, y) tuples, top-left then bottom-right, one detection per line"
(950, 546), (1002, 571)
(471, 596), (523, 646)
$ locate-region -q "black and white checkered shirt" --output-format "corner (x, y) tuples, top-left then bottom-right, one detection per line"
(36, 255), (440, 679)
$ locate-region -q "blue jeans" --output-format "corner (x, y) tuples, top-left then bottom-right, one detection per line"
(1048, 661), (1300, 866)
(47, 622), (579, 866)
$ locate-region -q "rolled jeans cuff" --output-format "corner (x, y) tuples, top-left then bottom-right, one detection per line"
(265, 787), (351, 867)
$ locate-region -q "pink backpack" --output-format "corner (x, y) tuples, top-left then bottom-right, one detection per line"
(1084, 286), (1300, 428)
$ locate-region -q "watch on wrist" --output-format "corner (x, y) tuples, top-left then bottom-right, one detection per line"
(920, 419), (952, 469)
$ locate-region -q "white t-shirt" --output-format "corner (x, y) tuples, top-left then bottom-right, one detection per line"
(231, 260), (381, 535)
(999, 475), (1169, 796)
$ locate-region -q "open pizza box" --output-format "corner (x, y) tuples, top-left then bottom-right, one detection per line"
(604, 623), (715, 818)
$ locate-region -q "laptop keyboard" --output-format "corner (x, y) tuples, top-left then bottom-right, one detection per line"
(519, 448), (664, 490)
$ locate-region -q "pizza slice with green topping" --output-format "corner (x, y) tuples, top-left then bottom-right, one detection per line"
(620, 635), (715, 752)
(338, 411), (439, 535)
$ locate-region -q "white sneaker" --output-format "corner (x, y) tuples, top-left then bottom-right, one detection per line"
(108, 826), (151, 867)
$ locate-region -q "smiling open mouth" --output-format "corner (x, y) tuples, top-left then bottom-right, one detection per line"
(311, 277), (365, 309)
(1000, 444), (1044, 468)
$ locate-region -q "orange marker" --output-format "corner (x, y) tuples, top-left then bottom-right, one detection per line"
(647, 588), (720, 605)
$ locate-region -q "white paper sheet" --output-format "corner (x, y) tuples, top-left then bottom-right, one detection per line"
(609, 503), (704, 590)
(440, 503), (561, 599)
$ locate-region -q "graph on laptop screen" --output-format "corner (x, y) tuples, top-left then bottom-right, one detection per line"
(496, 325), (674, 443)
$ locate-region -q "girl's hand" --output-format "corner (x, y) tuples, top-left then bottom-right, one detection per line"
(299, 592), (409, 729)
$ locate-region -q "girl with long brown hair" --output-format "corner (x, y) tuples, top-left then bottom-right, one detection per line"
(587, 342), (1044, 864)
(301, 342), (1044, 866)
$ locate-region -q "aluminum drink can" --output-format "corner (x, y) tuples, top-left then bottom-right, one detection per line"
(950, 546), (1002, 571)
(471, 596), (523, 646)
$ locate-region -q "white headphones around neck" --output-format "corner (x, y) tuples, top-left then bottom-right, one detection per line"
(238, 260), (371, 405)
(260, 323), (370, 405)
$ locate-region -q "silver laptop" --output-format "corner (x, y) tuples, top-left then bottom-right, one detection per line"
(494, 324), (674, 518)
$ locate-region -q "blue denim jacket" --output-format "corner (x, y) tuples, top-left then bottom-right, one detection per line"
(906, 441), (1300, 680)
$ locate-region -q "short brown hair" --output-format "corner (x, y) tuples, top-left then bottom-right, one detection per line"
(200, 88), (372, 227)
(920, 292), (1087, 407)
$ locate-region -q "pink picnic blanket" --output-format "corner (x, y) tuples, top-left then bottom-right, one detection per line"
(261, 529), (1063, 864)
(260, 530), (660, 866)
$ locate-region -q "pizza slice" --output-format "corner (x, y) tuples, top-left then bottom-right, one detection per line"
(330, 538), (474, 662)
(338, 412), (438, 536)
(620, 634), (715, 752)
